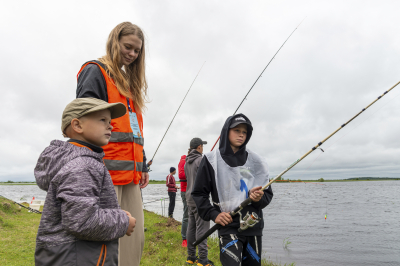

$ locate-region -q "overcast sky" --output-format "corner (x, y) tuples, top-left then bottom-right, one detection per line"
(1, 0), (399, 182)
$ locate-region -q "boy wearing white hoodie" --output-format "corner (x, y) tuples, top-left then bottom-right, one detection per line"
(192, 114), (273, 266)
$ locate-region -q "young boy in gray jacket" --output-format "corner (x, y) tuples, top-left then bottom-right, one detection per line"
(34, 98), (136, 266)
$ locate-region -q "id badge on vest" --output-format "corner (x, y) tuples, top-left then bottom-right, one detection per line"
(129, 112), (142, 138)
(127, 98), (142, 139)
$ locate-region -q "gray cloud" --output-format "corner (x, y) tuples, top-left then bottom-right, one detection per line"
(1, 0), (399, 182)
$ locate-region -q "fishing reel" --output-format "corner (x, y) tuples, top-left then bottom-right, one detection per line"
(238, 211), (261, 232)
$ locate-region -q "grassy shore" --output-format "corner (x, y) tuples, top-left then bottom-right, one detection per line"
(141, 210), (293, 266)
(0, 182), (36, 185)
(0, 197), (292, 266)
(0, 198), (42, 265)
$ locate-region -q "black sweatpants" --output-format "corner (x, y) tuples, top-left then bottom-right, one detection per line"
(219, 234), (262, 266)
(168, 192), (176, 217)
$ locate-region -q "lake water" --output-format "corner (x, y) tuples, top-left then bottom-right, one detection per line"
(1, 181), (399, 266)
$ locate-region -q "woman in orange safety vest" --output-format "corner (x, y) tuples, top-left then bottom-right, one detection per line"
(76, 22), (149, 266)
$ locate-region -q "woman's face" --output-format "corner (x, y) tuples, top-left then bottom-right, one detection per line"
(119, 34), (142, 67)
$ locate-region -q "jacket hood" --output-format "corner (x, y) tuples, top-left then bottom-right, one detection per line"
(186, 149), (202, 164)
(180, 155), (187, 160)
(34, 140), (104, 191)
(218, 113), (253, 167)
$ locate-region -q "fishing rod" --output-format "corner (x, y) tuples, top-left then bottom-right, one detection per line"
(210, 18), (306, 151)
(194, 80), (400, 246)
(150, 62), (206, 167)
(0, 195), (42, 214)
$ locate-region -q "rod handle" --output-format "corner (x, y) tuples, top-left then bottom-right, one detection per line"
(193, 223), (222, 246)
(193, 197), (253, 246)
(232, 198), (252, 213)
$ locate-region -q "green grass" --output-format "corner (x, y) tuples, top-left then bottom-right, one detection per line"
(0, 183), (36, 185)
(141, 210), (292, 266)
(0, 198), (41, 266)
(282, 237), (292, 250)
(0, 197), (292, 265)
(148, 180), (168, 184)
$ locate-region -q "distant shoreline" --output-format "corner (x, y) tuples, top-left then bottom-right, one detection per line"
(146, 178), (400, 184)
(1, 177), (399, 185)
(0, 182), (37, 185)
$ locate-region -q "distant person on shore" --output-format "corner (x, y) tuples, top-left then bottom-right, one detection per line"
(185, 138), (214, 266)
(192, 114), (273, 266)
(166, 167), (179, 218)
(178, 151), (189, 247)
(34, 98), (136, 265)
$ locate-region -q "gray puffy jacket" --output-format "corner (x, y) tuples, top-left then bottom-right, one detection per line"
(34, 140), (129, 266)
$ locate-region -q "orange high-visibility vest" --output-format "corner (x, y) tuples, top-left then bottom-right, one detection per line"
(77, 61), (144, 185)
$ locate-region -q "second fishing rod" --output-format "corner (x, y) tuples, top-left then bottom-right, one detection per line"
(210, 18), (305, 151)
(149, 62), (206, 168)
(193, 80), (400, 246)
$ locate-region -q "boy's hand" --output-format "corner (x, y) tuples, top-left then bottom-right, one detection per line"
(175, 185), (180, 189)
(215, 212), (232, 226)
(249, 186), (264, 202)
(126, 216), (136, 236)
(123, 210), (132, 217)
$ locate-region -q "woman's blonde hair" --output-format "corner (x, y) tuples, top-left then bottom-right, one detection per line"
(99, 22), (148, 113)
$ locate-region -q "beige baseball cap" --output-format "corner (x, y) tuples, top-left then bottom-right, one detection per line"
(61, 98), (127, 135)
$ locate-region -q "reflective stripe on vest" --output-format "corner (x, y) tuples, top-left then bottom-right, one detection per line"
(77, 61), (144, 185)
(109, 132), (144, 146)
(104, 160), (143, 172)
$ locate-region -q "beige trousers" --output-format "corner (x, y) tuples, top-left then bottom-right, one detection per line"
(114, 182), (145, 266)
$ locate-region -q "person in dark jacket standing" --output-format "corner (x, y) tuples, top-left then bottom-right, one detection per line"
(178, 153), (188, 247)
(191, 114), (273, 266)
(184, 138), (214, 266)
(166, 167), (179, 218)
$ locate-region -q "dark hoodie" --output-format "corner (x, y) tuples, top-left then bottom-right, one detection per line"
(191, 114), (273, 236)
(185, 149), (203, 207)
(34, 140), (129, 266)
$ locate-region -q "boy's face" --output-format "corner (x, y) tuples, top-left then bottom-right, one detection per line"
(72, 109), (113, 147)
(228, 123), (247, 148)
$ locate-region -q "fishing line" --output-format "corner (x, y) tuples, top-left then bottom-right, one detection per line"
(266, 90), (400, 212)
(164, 198), (168, 217)
(288, 89), (400, 181)
(210, 18), (306, 151)
(161, 199), (164, 216)
(142, 198), (166, 205)
(150, 62), (206, 166)
(321, 91), (400, 152)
